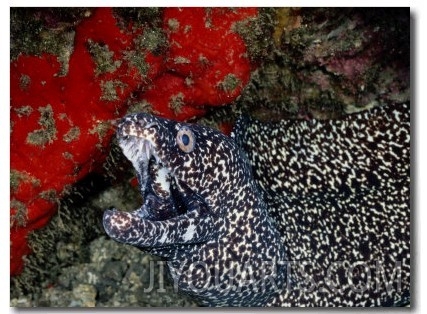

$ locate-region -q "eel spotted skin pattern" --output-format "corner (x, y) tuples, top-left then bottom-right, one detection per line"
(103, 102), (410, 306)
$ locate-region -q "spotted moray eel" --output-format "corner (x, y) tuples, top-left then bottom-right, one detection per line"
(103, 103), (410, 306)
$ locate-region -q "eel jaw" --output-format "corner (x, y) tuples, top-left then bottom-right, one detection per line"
(103, 135), (214, 249)
(103, 116), (215, 251)
(116, 116), (171, 202)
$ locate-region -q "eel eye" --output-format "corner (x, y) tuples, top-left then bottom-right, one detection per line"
(176, 126), (195, 153)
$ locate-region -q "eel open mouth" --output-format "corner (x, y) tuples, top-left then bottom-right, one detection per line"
(118, 118), (183, 219)
(102, 115), (214, 250)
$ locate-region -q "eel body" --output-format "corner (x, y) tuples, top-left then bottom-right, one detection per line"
(103, 103), (410, 306)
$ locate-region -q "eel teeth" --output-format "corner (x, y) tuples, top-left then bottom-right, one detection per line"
(140, 139), (161, 165)
(146, 142), (151, 160)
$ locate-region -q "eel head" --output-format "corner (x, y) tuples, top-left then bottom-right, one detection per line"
(102, 113), (287, 306)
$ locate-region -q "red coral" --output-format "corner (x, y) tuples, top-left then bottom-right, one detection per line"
(140, 73), (208, 120)
(10, 8), (156, 276)
(10, 7), (257, 276)
(149, 8), (257, 119)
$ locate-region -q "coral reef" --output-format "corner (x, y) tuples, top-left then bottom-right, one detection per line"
(10, 7), (409, 307)
(234, 8), (410, 121)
